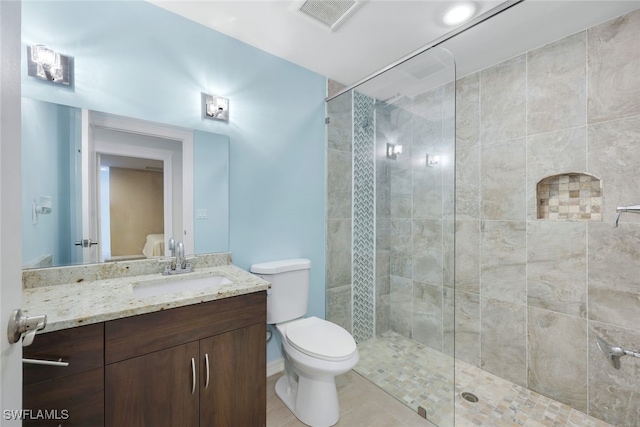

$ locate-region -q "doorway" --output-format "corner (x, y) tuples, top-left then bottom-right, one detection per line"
(98, 154), (165, 262)
(86, 111), (194, 264)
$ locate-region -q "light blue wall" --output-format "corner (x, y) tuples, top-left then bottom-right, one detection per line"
(194, 130), (229, 254)
(21, 98), (75, 267)
(22, 1), (327, 362)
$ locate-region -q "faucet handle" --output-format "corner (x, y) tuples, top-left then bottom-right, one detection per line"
(177, 241), (185, 258)
(168, 238), (176, 257)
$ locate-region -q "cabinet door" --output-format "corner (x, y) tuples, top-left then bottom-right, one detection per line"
(23, 367), (104, 427)
(200, 323), (266, 427)
(105, 341), (199, 427)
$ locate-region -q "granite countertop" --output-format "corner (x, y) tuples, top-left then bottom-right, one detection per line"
(22, 264), (270, 333)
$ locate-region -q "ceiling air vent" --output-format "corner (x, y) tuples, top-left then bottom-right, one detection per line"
(290, 0), (368, 32)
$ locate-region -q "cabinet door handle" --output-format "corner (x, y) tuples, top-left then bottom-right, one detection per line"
(191, 357), (196, 395)
(23, 358), (69, 367)
(205, 353), (210, 389)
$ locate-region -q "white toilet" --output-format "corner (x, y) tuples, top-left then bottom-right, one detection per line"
(250, 258), (358, 427)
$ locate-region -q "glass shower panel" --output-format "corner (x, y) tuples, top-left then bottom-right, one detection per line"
(326, 46), (456, 427)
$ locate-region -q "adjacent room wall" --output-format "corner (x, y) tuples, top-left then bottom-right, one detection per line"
(109, 168), (163, 257)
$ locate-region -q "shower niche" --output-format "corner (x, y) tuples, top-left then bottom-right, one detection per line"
(536, 173), (602, 221)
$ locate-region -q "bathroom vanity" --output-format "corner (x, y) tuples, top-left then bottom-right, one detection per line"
(21, 256), (269, 427)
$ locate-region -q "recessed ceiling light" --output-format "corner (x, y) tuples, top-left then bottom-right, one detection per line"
(442, 2), (477, 26)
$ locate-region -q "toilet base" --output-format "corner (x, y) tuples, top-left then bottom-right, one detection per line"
(275, 374), (340, 427)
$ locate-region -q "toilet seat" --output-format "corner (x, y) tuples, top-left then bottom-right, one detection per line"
(285, 316), (357, 362)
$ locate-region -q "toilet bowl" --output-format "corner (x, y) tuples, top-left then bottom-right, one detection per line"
(274, 317), (358, 427)
(249, 259), (358, 427)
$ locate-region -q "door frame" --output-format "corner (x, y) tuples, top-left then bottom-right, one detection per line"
(86, 112), (194, 257)
(0, 1), (23, 424)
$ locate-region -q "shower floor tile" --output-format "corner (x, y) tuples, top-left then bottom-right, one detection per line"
(354, 331), (612, 427)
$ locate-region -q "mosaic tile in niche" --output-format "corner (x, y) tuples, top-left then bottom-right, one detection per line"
(537, 173), (602, 221)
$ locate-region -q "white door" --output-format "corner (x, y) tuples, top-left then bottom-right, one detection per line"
(1, 1), (25, 425)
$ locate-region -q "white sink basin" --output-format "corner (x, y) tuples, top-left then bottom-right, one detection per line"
(132, 275), (232, 299)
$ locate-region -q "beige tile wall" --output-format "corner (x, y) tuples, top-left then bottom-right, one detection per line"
(455, 9), (640, 426)
(326, 81), (353, 333)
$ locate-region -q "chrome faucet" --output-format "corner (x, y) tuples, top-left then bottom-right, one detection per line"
(162, 240), (194, 275)
(614, 205), (640, 227)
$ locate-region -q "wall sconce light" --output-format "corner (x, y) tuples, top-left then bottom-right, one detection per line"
(386, 143), (403, 160)
(32, 196), (53, 225)
(202, 93), (229, 121)
(27, 45), (71, 85)
(426, 154), (440, 167)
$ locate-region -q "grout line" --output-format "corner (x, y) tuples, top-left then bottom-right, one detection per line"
(478, 68), (484, 372)
(585, 27), (591, 416)
(441, 84), (446, 354)
(524, 44), (530, 391)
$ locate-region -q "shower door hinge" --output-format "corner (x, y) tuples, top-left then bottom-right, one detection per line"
(325, 117), (330, 124)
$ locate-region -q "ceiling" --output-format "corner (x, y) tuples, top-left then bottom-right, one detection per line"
(150, 0), (640, 96)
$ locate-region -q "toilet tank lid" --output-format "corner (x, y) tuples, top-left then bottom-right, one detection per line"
(250, 258), (311, 274)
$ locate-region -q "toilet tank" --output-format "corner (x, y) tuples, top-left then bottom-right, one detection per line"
(250, 258), (311, 324)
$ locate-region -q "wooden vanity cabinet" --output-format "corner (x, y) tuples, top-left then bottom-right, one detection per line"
(22, 291), (266, 427)
(199, 323), (266, 426)
(104, 291), (266, 427)
(22, 323), (105, 427)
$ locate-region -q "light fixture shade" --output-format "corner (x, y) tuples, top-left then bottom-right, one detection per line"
(27, 45), (71, 85)
(202, 93), (229, 121)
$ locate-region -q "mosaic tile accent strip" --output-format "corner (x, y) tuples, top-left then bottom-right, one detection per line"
(352, 91), (376, 343)
(355, 331), (613, 427)
(537, 173), (602, 221)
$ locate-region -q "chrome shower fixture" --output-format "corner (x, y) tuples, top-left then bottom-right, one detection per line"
(596, 335), (640, 370)
(386, 143), (402, 160)
(426, 153), (440, 167)
(614, 205), (640, 227)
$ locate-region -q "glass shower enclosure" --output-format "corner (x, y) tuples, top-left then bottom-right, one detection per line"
(325, 46), (456, 426)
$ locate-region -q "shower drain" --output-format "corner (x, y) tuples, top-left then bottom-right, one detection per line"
(461, 392), (479, 403)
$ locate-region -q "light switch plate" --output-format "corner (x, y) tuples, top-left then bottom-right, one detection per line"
(196, 209), (208, 219)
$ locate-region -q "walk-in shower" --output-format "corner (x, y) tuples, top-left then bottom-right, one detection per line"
(326, 2), (640, 427)
(326, 45), (457, 425)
